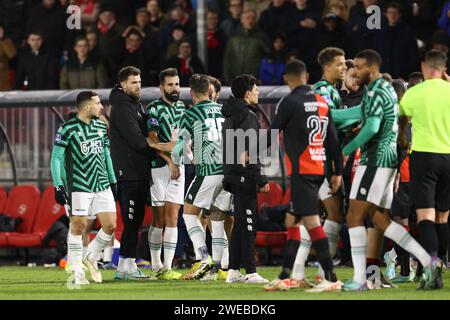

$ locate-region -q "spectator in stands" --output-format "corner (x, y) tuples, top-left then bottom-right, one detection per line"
(411, 0), (442, 46)
(101, 0), (135, 27)
(326, 0), (350, 21)
(159, 5), (195, 63)
(165, 25), (186, 62)
(259, 0), (294, 40)
(207, 10), (227, 79)
(135, 8), (159, 79)
(165, 39), (205, 87)
(96, 6), (124, 82)
(25, 0), (67, 57)
(259, 33), (287, 85)
(438, 1), (450, 36)
(223, 9), (271, 84)
(242, 0), (271, 18)
(287, 0), (321, 73)
(374, 2), (420, 79)
(119, 27), (155, 87)
(0, 0), (32, 47)
(71, 0), (101, 26)
(147, 0), (166, 30)
(136, 7), (156, 37)
(14, 32), (58, 90)
(0, 25), (17, 91)
(59, 36), (108, 89)
(220, 0), (243, 37)
(86, 30), (100, 62)
(347, 0), (379, 52)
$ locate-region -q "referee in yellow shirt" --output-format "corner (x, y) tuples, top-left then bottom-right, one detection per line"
(399, 50), (450, 289)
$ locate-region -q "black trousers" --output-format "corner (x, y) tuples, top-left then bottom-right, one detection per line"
(229, 190), (258, 274)
(118, 180), (149, 258)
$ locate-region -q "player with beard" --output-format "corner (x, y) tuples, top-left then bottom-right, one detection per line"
(146, 68), (186, 280)
(51, 91), (117, 285)
(341, 50), (440, 291)
(110, 66), (156, 280)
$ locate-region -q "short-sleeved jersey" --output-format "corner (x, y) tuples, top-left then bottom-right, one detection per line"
(400, 79), (450, 154)
(271, 85), (338, 176)
(178, 100), (224, 176)
(359, 77), (398, 168)
(147, 98), (185, 168)
(54, 117), (110, 193)
(314, 79), (344, 110)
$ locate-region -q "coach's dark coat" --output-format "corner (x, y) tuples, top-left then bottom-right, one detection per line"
(109, 85), (155, 181)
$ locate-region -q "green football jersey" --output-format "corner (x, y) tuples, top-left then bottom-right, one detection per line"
(147, 98), (185, 168)
(178, 99), (224, 176)
(314, 79), (344, 110)
(54, 117), (111, 193)
(359, 77), (398, 168)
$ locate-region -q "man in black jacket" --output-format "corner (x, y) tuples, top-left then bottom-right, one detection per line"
(14, 32), (58, 90)
(221, 74), (270, 284)
(109, 66), (156, 280)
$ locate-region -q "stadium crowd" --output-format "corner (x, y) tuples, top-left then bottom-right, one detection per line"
(1, 0), (450, 91)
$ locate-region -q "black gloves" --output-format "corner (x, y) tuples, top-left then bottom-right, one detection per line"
(110, 183), (118, 201)
(54, 185), (68, 205)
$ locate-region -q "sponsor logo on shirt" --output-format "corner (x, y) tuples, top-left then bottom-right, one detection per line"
(80, 140), (103, 155)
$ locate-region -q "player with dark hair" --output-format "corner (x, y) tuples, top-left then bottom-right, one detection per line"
(313, 47), (347, 283)
(51, 91), (117, 286)
(264, 60), (344, 292)
(110, 66), (156, 280)
(220, 74), (270, 284)
(146, 68), (185, 280)
(342, 49), (440, 291)
(150, 74), (232, 280)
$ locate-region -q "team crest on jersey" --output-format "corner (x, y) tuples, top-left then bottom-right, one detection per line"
(368, 91), (374, 97)
(150, 118), (159, 126)
(55, 133), (62, 143)
(323, 95), (332, 104)
(98, 129), (104, 137)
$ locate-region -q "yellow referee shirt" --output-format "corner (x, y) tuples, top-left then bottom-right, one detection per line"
(400, 78), (450, 153)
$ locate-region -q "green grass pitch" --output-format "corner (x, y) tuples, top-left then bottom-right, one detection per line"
(0, 266), (449, 300)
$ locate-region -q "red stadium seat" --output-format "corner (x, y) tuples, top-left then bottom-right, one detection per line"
(0, 233), (9, 246)
(8, 186), (66, 248)
(0, 187), (7, 213)
(3, 185), (40, 234)
(255, 231), (287, 248)
(1, 185), (40, 247)
(255, 231), (288, 264)
(257, 182), (283, 210)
